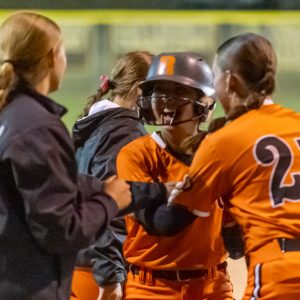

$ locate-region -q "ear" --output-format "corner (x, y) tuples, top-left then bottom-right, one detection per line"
(225, 71), (247, 98)
(46, 48), (55, 68)
(224, 70), (233, 93)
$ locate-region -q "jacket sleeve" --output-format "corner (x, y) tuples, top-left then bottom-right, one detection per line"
(84, 122), (146, 285)
(89, 217), (127, 286)
(91, 122), (147, 179)
(5, 123), (118, 256)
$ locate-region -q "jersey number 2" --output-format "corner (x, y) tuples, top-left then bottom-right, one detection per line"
(253, 135), (300, 207)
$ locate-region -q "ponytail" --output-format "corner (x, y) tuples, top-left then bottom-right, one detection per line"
(0, 61), (16, 111)
(226, 91), (266, 121)
(80, 75), (115, 118)
(80, 51), (152, 118)
(207, 116), (228, 133)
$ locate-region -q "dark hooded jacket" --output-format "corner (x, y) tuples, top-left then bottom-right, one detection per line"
(72, 102), (147, 285)
(0, 85), (118, 300)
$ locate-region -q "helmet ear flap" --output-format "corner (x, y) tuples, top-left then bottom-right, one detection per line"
(137, 96), (156, 124)
(193, 102), (208, 121)
(193, 96), (216, 122)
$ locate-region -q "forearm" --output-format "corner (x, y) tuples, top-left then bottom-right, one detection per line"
(135, 204), (196, 236)
(118, 181), (167, 215)
(222, 223), (245, 259)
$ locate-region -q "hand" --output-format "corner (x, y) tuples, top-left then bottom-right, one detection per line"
(104, 176), (132, 211)
(164, 181), (177, 197)
(167, 174), (192, 205)
(97, 282), (124, 300)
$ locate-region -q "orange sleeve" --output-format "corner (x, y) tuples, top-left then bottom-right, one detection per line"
(174, 135), (230, 215)
(116, 144), (153, 182)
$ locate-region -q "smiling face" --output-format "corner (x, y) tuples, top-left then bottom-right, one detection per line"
(150, 81), (200, 126)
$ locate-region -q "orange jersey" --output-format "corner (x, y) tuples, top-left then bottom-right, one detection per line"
(116, 132), (227, 270)
(175, 103), (300, 261)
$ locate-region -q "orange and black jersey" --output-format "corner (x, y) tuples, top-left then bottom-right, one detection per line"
(117, 132), (227, 270)
(175, 102), (300, 261)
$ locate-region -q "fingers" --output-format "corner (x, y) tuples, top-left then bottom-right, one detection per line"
(167, 186), (182, 205)
(182, 174), (192, 189)
(167, 174), (192, 205)
(164, 181), (177, 195)
(104, 175), (117, 183)
(98, 283), (123, 300)
(104, 178), (132, 211)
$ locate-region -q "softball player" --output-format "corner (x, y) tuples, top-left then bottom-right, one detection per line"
(172, 33), (300, 299)
(116, 52), (234, 300)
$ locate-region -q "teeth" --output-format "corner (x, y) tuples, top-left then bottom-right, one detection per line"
(163, 110), (175, 114)
(163, 113), (174, 118)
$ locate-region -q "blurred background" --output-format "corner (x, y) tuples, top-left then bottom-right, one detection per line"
(1, 1), (300, 299)
(1, 0), (300, 130)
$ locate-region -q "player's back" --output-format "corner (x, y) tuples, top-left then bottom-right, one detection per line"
(210, 103), (300, 257)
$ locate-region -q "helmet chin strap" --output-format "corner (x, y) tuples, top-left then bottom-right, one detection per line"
(169, 111), (178, 125)
(165, 114), (205, 126)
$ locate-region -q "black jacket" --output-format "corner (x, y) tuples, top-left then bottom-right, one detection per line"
(72, 105), (147, 285)
(0, 85), (118, 300)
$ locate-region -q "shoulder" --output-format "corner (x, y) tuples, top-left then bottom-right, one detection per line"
(108, 109), (146, 131)
(206, 113), (251, 145)
(4, 93), (62, 129)
(0, 94), (67, 155)
(119, 135), (154, 156)
(95, 109), (146, 137)
(94, 114), (146, 151)
(117, 134), (161, 164)
(117, 134), (165, 175)
(269, 104), (300, 121)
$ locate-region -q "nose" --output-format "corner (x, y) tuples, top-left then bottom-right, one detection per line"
(160, 95), (168, 104)
(164, 97), (178, 108)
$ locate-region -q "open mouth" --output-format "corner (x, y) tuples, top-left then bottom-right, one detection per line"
(161, 110), (176, 124)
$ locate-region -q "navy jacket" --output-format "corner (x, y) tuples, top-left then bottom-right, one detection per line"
(0, 85), (118, 300)
(72, 104), (147, 285)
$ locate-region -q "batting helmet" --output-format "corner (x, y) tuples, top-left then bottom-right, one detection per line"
(139, 52), (215, 97)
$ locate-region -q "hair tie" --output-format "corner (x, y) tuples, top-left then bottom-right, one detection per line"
(260, 90), (266, 95)
(99, 75), (110, 93)
(1, 59), (14, 65)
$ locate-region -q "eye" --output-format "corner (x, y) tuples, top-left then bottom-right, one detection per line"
(174, 86), (189, 97)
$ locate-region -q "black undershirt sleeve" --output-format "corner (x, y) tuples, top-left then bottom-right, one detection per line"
(135, 204), (196, 236)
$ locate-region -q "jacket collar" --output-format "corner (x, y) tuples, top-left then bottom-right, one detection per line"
(9, 80), (67, 117)
(88, 99), (120, 116)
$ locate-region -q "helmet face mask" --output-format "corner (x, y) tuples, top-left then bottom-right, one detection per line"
(138, 52), (216, 126)
(137, 93), (214, 126)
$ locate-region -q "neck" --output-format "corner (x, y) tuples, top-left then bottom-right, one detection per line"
(113, 95), (135, 110)
(34, 77), (51, 96)
(160, 123), (198, 155)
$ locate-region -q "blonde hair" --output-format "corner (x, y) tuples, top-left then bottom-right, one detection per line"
(0, 11), (61, 110)
(81, 51), (153, 117)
